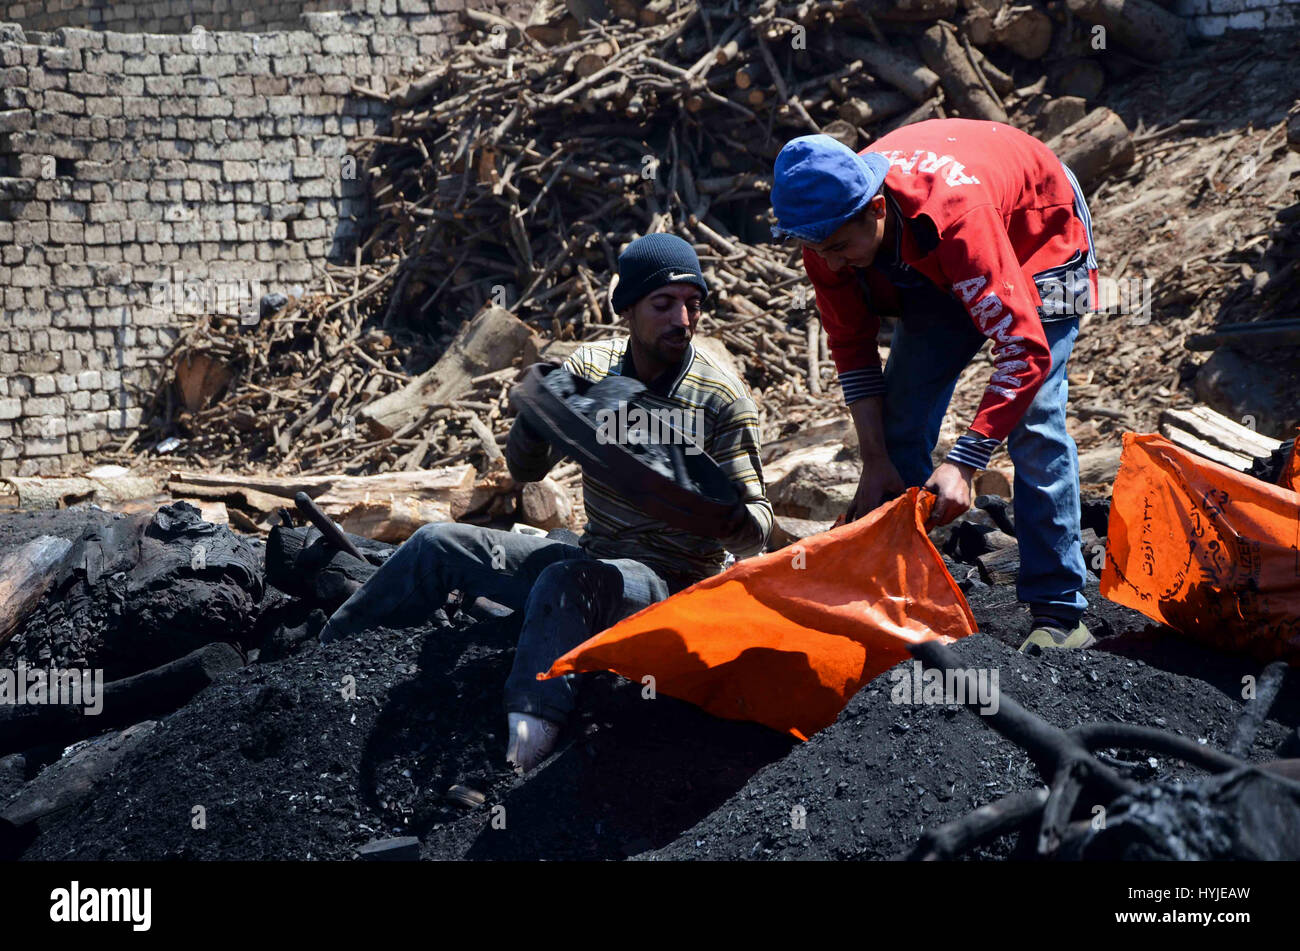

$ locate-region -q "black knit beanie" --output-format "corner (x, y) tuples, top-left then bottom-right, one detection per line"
(610, 233), (709, 314)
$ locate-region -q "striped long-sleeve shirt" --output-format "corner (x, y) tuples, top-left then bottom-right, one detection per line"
(506, 337), (774, 587)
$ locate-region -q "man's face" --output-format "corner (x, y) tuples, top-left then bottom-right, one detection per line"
(625, 282), (702, 366)
(802, 195), (888, 272)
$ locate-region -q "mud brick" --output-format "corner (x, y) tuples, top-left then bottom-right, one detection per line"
(55, 28), (105, 51)
(199, 54), (237, 77)
(84, 51), (124, 74)
(105, 33), (145, 54)
(162, 53), (198, 74)
(0, 108), (33, 133)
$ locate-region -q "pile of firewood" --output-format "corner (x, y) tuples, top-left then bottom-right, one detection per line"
(117, 0), (1185, 476)
(349, 0), (1158, 338)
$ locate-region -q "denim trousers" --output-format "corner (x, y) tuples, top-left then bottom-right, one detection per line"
(318, 522), (670, 723)
(880, 288), (1089, 627)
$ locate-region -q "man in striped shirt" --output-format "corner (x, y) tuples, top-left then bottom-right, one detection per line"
(319, 233), (772, 773)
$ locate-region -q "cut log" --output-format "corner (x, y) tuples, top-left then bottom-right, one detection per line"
(977, 542), (1020, 584)
(838, 90), (913, 126)
(0, 720), (159, 830)
(973, 467), (1013, 499)
(821, 119), (859, 149)
(763, 418), (853, 466)
(0, 475), (161, 510)
(961, 7), (995, 45)
(1034, 95), (1089, 140)
(358, 304), (540, 439)
(519, 477), (574, 530)
(524, 14), (581, 46)
(0, 536), (73, 648)
(918, 21), (1008, 123)
(265, 524), (389, 601)
(735, 62), (765, 90)
(1158, 428), (1256, 472)
(564, 0), (608, 24)
(762, 442), (844, 487)
(169, 466), (477, 519)
(335, 497), (456, 542)
(1066, 0), (1188, 62)
(1159, 405), (1282, 459)
(313, 467), (477, 519)
(1045, 107), (1134, 189)
(167, 481), (288, 517)
(974, 493), (1016, 536)
(832, 36), (941, 104)
(992, 4), (1053, 59)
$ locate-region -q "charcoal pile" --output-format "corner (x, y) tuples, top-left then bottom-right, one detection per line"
(1, 502), (262, 680)
(2, 497), (1297, 861)
(642, 632), (1296, 861)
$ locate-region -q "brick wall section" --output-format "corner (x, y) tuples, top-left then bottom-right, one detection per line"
(0, 0), (328, 34)
(0, 0), (526, 477)
(1174, 0), (1300, 35)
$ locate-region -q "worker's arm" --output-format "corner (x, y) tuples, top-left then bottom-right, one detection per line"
(802, 246), (904, 520)
(707, 394), (774, 557)
(845, 395), (905, 522)
(504, 351), (588, 483)
(505, 414), (563, 483)
(925, 203), (1055, 525)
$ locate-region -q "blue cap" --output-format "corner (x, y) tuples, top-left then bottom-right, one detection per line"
(770, 135), (891, 243)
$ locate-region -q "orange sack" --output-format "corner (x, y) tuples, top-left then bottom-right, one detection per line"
(541, 487), (977, 740)
(1101, 432), (1300, 663)
(1282, 430), (1300, 494)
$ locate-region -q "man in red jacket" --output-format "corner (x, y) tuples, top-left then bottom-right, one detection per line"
(771, 119), (1096, 651)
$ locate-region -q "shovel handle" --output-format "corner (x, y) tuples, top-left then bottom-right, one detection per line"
(293, 492), (367, 563)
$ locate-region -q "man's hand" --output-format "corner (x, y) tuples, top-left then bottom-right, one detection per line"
(722, 500), (750, 537)
(845, 454), (906, 522)
(924, 460), (977, 527)
(508, 360), (564, 418)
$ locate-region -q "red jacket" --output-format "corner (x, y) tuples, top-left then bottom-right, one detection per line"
(802, 119), (1096, 444)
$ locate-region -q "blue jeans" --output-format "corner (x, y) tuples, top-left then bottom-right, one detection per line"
(318, 522), (671, 723)
(881, 292), (1088, 627)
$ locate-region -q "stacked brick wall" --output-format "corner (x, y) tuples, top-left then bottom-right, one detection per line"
(1174, 0), (1300, 35)
(0, 0), (523, 477)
